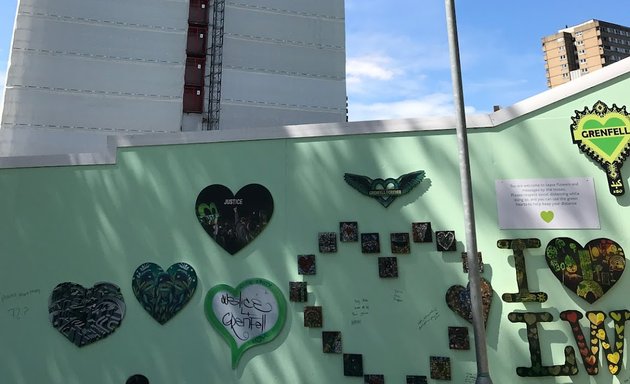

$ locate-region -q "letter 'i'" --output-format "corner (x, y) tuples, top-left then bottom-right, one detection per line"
(497, 238), (548, 302)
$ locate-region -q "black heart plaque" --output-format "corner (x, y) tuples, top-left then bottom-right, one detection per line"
(545, 237), (625, 303)
(195, 184), (274, 255)
(132, 262), (197, 324)
(48, 282), (126, 347)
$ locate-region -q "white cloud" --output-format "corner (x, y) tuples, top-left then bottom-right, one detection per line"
(347, 55), (396, 81)
(348, 93), (479, 122)
(346, 54), (403, 97)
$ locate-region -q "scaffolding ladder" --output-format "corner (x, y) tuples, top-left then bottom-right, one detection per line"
(205, 0), (225, 130)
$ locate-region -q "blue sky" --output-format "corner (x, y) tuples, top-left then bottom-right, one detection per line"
(1, 1), (628, 121)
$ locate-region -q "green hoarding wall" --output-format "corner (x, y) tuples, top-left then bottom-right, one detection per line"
(1, 74), (630, 383)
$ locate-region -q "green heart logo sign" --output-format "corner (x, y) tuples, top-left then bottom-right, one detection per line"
(205, 278), (286, 368)
(571, 101), (630, 196)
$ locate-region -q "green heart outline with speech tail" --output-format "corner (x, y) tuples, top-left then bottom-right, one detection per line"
(205, 278), (286, 368)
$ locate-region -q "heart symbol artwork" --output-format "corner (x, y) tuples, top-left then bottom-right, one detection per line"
(445, 278), (493, 327)
(343, 171), (425, 208)
(545, 237), (625, 303)
(436, 231), (456, 252)
(205, 278), (286, 368)
(132, 262), (197, 324)
(540, 210), (554, 223)
(195, 184), (274, 255)
(571, 101), (630, 196)
(48, 282), (126, 347)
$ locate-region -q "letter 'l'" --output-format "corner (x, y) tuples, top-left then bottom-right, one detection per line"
(508, 312), (578, 376)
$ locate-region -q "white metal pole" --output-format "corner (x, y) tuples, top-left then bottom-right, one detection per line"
(444, 0), (493, 383)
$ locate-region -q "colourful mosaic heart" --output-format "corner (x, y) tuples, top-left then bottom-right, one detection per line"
(545, 237), (625, 303)
(445, 278), (493, 327)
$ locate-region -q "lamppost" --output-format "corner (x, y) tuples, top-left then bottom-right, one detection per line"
(444, 1), (494, 383)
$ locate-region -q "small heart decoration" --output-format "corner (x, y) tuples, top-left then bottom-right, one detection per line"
(540, 210), (555, 223)
(545, 237), (625, 304)
(195, 184), (274, 255)
(588, 312), (605, 326)
(369, 179), (399, 205)
(610, 364), (620, 375)
(205, 278), (286, 368)
(608, 352), (621, 364)
(48, 282), (126, 347)
(297, 256), (315, 275)
(436, 231), (456, 251)
(132, 262), (197, 324)
(445, 278), (493, 327)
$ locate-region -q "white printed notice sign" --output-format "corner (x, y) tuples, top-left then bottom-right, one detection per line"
(495, 177), (600, 229)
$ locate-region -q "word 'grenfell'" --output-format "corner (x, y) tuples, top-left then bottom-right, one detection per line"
(578, 126), (630, 138)
(221, 312), (268, 341)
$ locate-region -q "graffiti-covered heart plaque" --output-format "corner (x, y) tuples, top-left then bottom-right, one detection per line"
(132, 262), (197, 324)
(49, 282), (126, 347)
(196, 184), (273, 255)
(445, 278), (493, 327)
(545, 237), (625, 303)
(205, 278), (286, 368)
(571, 101), (630, 196)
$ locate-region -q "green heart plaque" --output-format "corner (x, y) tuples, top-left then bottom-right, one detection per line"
(571, 101), (630, 196)
(205, 278), (286, 368)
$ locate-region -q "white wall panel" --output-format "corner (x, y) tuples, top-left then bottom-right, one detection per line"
(227, 0), (344, 19)
(219, 104), (345, 130)
(2, 89), (182, 132)
(18, 0), (188, 31)
(217, 1), (346, 130)
(222, 39), (345, 79)
(221, 70), (345, 110)
(9, 52), (184, 97)
(11, 16), (187, 63)
(224, 6), (344, 48)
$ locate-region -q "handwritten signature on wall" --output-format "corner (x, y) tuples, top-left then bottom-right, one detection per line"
(417, 308), (440, 331)
(1, 288), (40, 321)
(351, 298), (370, 325)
